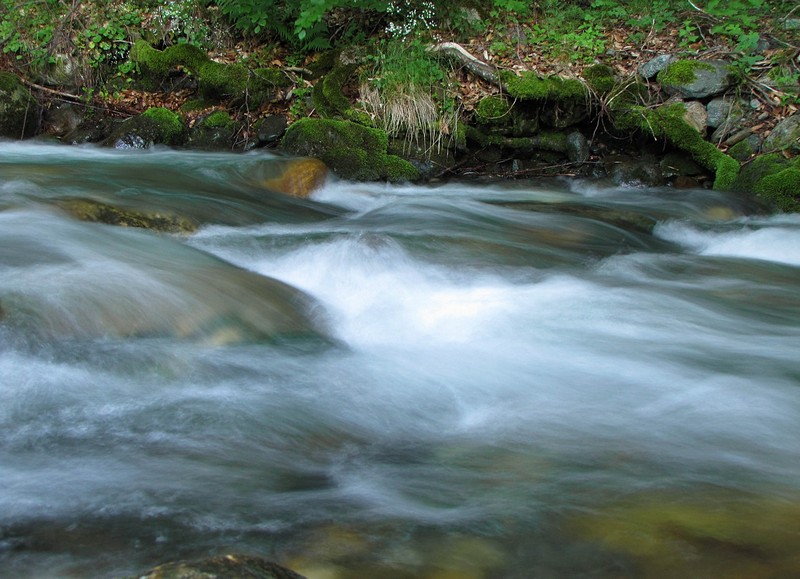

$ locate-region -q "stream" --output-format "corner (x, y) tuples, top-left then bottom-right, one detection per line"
(1, 143), (800, 578)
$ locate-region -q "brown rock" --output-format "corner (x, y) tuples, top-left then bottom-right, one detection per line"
(264, 158), (329, 198)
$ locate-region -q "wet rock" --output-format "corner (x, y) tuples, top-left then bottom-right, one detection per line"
(262, 158), (329, 198)
(660, 152), (702, 178)
(186, 110), (236, 150)
(763, 114), (800, 153)
(658, 60), (735, 99)
(0, 72), (40, 139)
(540, 100), (588, 129)
(55, 197), (198, 233)
(605, 154), (664, 187)
(131, 554), (307, 578)
(281, 118), (419, 182)
(103, 107), (187, 149)
(255, 114), (288, 145)
(566, 131), (590, 163)
(637, 54), (675, 80)
(44, 103), (83, 138)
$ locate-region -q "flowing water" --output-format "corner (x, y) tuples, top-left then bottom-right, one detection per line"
(1, 143), (800, 578)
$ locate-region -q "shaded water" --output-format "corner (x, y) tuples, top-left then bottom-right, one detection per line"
(1, 143), (800, 578)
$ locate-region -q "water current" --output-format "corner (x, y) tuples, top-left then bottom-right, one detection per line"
(1, 143), (799, 578)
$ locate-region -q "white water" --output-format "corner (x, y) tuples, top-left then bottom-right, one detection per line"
(1, 143), (799, 577)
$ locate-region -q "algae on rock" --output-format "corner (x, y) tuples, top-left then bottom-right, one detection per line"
(281, 118), (419, 182)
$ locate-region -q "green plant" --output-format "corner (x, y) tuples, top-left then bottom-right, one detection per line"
(360, 37), (458, 155)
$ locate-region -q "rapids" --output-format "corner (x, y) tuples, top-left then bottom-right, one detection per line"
(1, 143), (799, 578)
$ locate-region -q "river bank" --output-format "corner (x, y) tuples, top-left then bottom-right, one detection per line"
(1, 3), (798, 211)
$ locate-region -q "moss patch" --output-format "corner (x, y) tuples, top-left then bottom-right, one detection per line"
(475, 96), (513, 124)
(501, 70), (587, 101)
(656, 59), (714, 86)
(0, 71), (40, 139)
(615, 103), (739, 190)
(281, 118), (419, 182)
(582, 63), (617, 95)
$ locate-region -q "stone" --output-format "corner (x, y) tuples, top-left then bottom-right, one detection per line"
(682, 101), (708, 136)
(763, 114), (800, 153)
(131, 554), (307, 578)
(44, 103), (83, 138)
(103, 107), (187, 149)
(637, 54), (675, 80)
(658, 59), (735, 99)
(605, 154), (664, 187)
(566, 131), (589, 163)
(256, 114), (288, 145)
(262, 158), (329, 198)
(0, 72), (40, 139)
(706, 97), (741, 128)
(727, 134), (761, 161)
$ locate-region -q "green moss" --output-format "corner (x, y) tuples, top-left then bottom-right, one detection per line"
(313, 64), (358, 119)
(281, 118), (420, 182)
(656, 59), (715, 86)
(475, 96), (512, 124)
(755, 168), (800, 212)
(615, 103), (739, 190)
(727, 138), (758, 161)
(130, 40), (206, 78)
(202, 110), (233, 129)
(501, 70), (588, 101)
(141, 107), (185, 144)
(582, 64), (616, 95)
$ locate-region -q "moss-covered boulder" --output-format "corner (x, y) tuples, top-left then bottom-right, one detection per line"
(582, 63), (617, 95)
(614, 102), (739, 190)
(103, 107), (187, 149)
(473, 95), (539, 137)
(732, 152), (800, 212)
(281, 118), (419, 182)
(186, 110), (236, 150)
(0, 72), (40, 139)
(657, 59), (736, 99)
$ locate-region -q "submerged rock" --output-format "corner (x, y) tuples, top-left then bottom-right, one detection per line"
(56, 197), (198, 233)
(262, 157), (329, 198)
(132, 554), (306, 578)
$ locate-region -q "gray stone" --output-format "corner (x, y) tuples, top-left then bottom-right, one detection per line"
(566, 131), (589, 163)
(763, 114), (800, 153)
(638, 54), (675, 80)
(727, 134), (762, 161)
(706, 97), (741, 128)
(45, 103), (83, 137)
(660, 60), (735, 99)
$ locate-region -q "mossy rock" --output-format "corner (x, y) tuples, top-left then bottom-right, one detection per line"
(56, 197), (198, 233)
(571, 493), (800, 578)
(613, 102), (739, 190)
(733, 153), (800, 211)
(0, 72), (40, 139)
(281, 118), (419, 182)
(657, 59), (735, 99)
(129, 40), (287, 105)
(500, 70), (588, 102)
(582, 63), (617, 95)
(103, 107), (187, 148)
(475, 95), (514, 125)
(186, 110), (237, 150)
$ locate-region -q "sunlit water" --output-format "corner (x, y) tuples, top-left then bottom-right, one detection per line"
(1, 143), (800, 578)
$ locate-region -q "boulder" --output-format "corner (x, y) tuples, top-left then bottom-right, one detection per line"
(103, 107), (187, 149)
(262, 158), (329, 198)
(254, 114), (288, 145)
(0, 72), (40, 139)
(657, 60), (735, 99)
(281, 118), (419, 182)
(186, 110), (236, 150)
(637, 54), (675, 80)
(131, 554), (307, 578)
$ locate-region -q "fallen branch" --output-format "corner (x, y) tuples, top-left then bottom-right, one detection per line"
(429, 42), (504, 89)
(18, 77), (84, 102)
